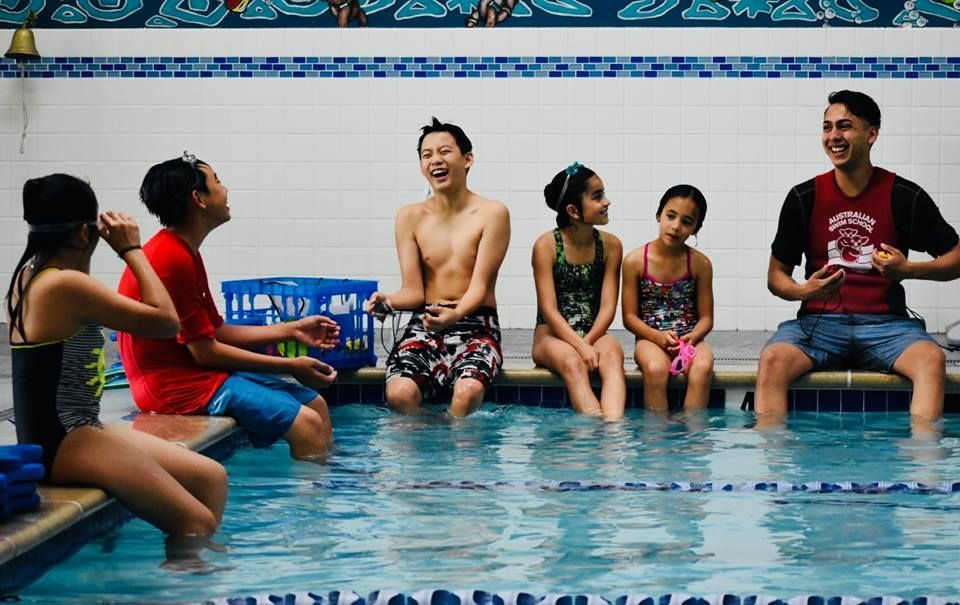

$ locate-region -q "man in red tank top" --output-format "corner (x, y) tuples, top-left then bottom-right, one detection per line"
(757, 90), (960, 429)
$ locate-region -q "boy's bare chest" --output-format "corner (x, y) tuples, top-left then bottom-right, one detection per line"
(415, 219), (482, 266)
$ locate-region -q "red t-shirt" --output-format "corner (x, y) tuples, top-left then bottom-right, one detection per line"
(117, 229), (229, 414)
(805, 167), (899, 315)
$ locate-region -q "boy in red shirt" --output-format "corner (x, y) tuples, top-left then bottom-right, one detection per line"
(118, 154), (339, 459)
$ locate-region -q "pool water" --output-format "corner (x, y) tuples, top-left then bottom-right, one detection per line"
(18, 406), (960, 603)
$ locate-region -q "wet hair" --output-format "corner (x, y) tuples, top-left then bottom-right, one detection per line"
(543, 164), (598, 228)
(6, 174), (99, 340)
(656, 184), (708, 233)
(139, 156), (210, 227)
(417, 117), (473, 157)
(827, 90), (881, 129)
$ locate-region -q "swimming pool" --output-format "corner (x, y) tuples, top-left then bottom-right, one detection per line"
(17, 406), (960, 603)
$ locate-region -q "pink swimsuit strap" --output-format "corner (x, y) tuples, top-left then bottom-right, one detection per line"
(643, 243), (693, 285)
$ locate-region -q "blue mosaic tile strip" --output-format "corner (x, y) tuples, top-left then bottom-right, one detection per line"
(328, 385), (919, 411)
(325, 385), (725, 409)
(202, 589), (960, 605)
(2, 56), (959, 79)
(312, 479), (960, 494)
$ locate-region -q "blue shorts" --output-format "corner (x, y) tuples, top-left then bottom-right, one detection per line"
(765, 313), (936, 372)
(206, 372), (319, 448)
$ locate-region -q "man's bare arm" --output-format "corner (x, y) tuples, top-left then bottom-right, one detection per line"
(874, 242), (960, 282)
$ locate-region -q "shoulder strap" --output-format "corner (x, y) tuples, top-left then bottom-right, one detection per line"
(553, 228), (565, 263)
(10, 266), (62, 345)
(593, 228), (604, 263)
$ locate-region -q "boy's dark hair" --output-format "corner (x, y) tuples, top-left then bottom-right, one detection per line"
(827, 90), (881, 128)
(544, 163), (598, 229)
(656, 184), (708, 233)
(139, 156), (210, 227)
(7, 174), (99, 339)
(417, 117), (473, 157)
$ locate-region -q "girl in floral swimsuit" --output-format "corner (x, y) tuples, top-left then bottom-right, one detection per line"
(622, 185), (715, 410)
(532, 163), (626, 420)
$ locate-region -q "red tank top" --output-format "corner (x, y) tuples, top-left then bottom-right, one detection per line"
(805, 167), (899, 315)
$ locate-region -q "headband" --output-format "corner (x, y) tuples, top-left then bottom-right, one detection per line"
(554, 161), (582, 211)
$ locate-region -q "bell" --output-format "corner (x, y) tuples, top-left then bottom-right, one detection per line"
(5, 12), (40, 62)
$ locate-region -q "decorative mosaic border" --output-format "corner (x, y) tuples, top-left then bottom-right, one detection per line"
(312, 479), (960, 494)
(2, 56), (959, 79)
(202, 590), (960, 605)
(5, 0), (960, 29)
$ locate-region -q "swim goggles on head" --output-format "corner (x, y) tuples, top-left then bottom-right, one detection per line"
(28, 220), (97, 233)
(554, 161), (581, 210)
(669, 338), (697, 376)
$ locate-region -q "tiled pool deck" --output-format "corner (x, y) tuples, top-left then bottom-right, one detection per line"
(0, 329), (958, 592)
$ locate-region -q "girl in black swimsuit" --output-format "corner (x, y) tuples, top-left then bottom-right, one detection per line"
(6, 174), (227, 539)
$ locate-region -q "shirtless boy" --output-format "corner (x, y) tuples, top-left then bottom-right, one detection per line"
(367, 118), (511, 417)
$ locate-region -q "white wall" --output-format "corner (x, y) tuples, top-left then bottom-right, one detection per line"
(1, 27), (958, 330)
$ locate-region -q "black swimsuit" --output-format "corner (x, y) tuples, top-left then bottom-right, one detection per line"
(12, 322), (106, 478)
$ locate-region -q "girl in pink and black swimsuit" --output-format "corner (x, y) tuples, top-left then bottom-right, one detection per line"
(622, 185), (716, 411)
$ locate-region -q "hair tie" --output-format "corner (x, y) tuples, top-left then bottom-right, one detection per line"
(554, 161), (582, 211)
(181, 150), (198, 168)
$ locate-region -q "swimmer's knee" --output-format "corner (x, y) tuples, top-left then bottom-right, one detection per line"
(641, 359), (670, 384)
(560, 354), (589, 378)
(386, 378), (422, 413)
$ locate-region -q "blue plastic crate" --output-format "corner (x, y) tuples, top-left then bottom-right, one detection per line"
(221, 277), (378, 369)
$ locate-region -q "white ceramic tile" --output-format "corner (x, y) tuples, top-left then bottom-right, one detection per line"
(1, 28), (956, 331)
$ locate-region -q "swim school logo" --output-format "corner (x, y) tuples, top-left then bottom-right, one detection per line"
(826, 211), (876, 272)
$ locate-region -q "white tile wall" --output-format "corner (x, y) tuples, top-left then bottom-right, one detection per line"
(1, 27), (958, 331)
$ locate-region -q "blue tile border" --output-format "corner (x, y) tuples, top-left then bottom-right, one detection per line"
(2, 55), (958, 79)
(202, 591), (960, 605)
(311, 479), (960, 494)
(320, 384), (934, 412)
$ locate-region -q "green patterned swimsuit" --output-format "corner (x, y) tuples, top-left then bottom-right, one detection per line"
(536, 227), (605, 336)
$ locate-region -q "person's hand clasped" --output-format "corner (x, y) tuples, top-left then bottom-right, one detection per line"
(290, 356), (337, 390)
(421, 305), (459, 332)
(577, 343), (600, 371)
(290, 315), (340, 350)
(805, 264), (844, 300)
(656, 330), (679, 353)
(98, 211), (141, 256)
(872, 243), (908, 280)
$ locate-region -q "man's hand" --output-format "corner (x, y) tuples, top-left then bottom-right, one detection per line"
(289, 315), (340, 350)
(289, 356), (337, 390)
(872, 243), (909, 280)
(421, 305), (459, 332)
(802, 265), (844, 301)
